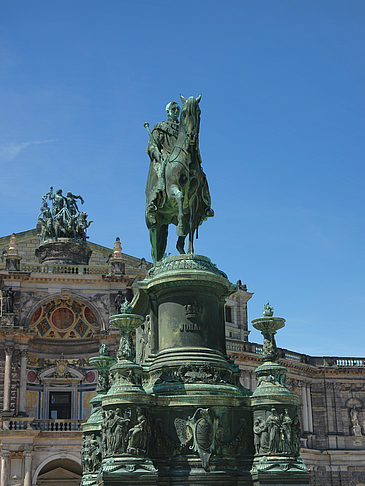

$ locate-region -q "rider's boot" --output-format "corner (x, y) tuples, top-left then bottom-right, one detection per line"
(176, 223), (185, 237)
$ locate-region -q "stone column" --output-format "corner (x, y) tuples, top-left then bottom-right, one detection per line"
(242, 370), (251, 390)
(0, 451), (10, 486)
(306, 385), (313, 433)
(3, 347), (13, 412)
(18, 349), (28, 415)
(301, 383), (309, 432)
(23, 452), (32, 486)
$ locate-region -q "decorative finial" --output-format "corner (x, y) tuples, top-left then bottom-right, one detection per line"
(99, 343), (109, 356)
(263, 302), (274, 317)
(120, 298), (133, 314)
(7, 233), (19, 256)
(112, 237), (123, 260)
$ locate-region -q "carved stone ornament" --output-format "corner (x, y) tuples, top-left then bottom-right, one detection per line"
(102, 408), (132, 457)
(175, 408), (219, 470)
(178, 364), (233, 385)
(184, 302), (203, 319)
(82, 433), (102, 473)
(101, 408), (150, 458)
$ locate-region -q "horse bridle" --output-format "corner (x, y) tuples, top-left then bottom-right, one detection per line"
(167, 130), (198, 169)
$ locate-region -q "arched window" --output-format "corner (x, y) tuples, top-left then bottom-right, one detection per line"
(29, 297), (99, 339)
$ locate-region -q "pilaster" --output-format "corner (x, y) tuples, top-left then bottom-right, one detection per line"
(0, 451), (10, 486)
(18, 348), (28, 416)
(23, 452), (32, 486)
(3, 346), (13, 413)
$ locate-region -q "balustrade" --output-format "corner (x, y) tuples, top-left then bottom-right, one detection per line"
(32, 419), (82, 431)
(20, 262), (109, 275)
(0, 418), (82, 431)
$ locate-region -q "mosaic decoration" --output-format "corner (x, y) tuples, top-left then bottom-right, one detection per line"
(85, 371), (96, 383)
(37, 318), (50, 336)
(27, 370), (37, 383)
(30, 297), (99, 339)
(52, 307), (74, 329)
(75, 318), (88, 337)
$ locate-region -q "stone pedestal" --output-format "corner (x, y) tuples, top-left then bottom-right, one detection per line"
(82, 257), (309, 486)
(96, 255), (253, 485)
(35, 239), (92, 265)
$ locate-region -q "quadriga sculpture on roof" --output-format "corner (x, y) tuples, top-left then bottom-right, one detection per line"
(37, 187), (92, 242)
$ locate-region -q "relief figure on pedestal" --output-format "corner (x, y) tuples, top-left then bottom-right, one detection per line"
(267, 408), (281, 453)
(253, 417), (269, 454)
(291, 414), (301, 456)
(127, 412), (149, 455)
(281, 409), (292, 453)
(82, 433), (101, 473)
(110, 408), (131, 454)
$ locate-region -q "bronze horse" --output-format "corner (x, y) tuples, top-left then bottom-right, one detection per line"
(145, 95), (213, 263)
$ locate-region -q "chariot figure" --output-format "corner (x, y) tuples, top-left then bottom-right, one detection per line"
(48, 187), (67, 216)
(66, 191), (84, 216)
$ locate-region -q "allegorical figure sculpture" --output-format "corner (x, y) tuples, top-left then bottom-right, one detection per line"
(82, 434), (101, 473)
(127, 412), (148, 455)
(2, 288), (15, 314)
(266, 408), (281, 454)
(37, 187), (92, 242)
(145, 95), (214, 262)
(110, 408), (131, 454)
(281, 409), (293, 453)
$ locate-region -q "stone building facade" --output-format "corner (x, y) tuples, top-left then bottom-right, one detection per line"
(0, 228), (364, 485)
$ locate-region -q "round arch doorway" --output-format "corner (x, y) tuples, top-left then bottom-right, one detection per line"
(35, 458), (81, 485)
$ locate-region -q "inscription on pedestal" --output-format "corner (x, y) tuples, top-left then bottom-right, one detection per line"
(180, 322), (200, 332)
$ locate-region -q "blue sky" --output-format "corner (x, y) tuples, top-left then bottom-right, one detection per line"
(1, 1), (364, 356)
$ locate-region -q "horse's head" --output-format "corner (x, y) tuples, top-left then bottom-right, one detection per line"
(179, 94), (201, 144)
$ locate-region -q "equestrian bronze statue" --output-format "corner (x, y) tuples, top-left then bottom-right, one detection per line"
(145, 95), (214, 263)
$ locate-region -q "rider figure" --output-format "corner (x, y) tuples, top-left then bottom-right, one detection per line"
(146, 101), (180, 194)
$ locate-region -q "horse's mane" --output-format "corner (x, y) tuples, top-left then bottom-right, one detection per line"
(179, 97), (201, 135)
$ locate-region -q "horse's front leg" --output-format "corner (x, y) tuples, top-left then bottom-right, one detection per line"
(187, 230), (194, 254)
(169, 185), (185, 236)
(176, 236), (186, 254)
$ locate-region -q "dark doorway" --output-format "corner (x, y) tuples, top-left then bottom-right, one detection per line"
(49, 391), (71, 419)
